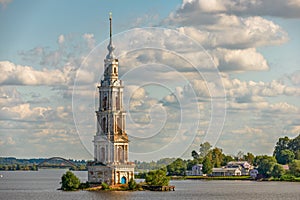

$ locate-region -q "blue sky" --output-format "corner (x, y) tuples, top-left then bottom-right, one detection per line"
(1, 0), (300, 161)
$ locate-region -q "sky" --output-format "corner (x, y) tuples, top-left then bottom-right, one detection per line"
(1, 0), (300, 161)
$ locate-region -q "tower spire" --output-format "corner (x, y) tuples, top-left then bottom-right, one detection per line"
(109, 12), (112, 39)
(106, 12), (115, 59)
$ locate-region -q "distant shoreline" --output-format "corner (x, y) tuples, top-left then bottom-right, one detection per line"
(170, 175), (300, 182)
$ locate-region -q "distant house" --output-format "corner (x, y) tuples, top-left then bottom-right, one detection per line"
(249, 169), (258, 179)
(192, 164), (203, 176)
(226, 161), (253, 175)
(281, 165), (289, 170)
(186, 164), (203, 176)
(212, 168), (241, 176)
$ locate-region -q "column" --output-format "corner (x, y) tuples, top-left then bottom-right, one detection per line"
(123, 145), (125, 163)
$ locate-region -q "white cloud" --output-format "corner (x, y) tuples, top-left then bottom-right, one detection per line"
(176, 15), (288, 49)
(1, 103), (51, 121)
(0, 61), (67, 86)
(232, 126), (263, 135)
(268, 102), (299, 113)
(178, 0), (300, 18)
(83, 33), (95, 49)
(224, 78), (300, 99)
(214, 48), (269, 72)
(57, 34), (65, 44)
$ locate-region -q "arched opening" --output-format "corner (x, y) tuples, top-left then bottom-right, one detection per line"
(103, 96), (107, 110)
(121, 176), (126, 184)
(100, 147), (105, 163)
(118, 146), (124, 163)
(116, 93), (120, 110)
(102, 117), (106, 133)
(117, 116), (122, 134)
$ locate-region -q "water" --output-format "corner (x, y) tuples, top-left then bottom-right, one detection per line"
(0, 169), (299, 200)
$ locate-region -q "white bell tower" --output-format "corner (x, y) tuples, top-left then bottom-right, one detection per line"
(88, 13), (134, 185)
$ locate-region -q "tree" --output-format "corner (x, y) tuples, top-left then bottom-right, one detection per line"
(294, 150), (300, 160)
(255, 156), (276, 178)
(199, 142), (212, 158)
(276, 149), (295, 164)
(211, 147), (223, 167)
(191, 150), (199, 160)
(235, 151), (244, 161)
(243, 152), (255, 164)
(289, 160), (300, 177)
(166, 158), (187, 176)
(271, 164), (285, 178)
(128, 178), (137, 190)
(273, 136), (290, 161)
(61, 171), (80, 191)
(202, 154), (213, 175)
(187, 159), (198, 170)
(288, 134), (300, 153)
(145, 169), (170, 186)
(221, 155), (234, 166)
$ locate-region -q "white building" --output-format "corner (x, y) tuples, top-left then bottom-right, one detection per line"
(192, 164), (203, 176)
(212, 168), (242, 176)
(226, 161), (253, 175)
(87, 14), (134, 185)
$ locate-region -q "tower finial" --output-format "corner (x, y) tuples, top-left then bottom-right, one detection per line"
(109, 12), (112, 39)
(106, 12), (115, 59)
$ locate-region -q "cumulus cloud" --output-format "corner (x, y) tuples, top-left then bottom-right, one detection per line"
(174, 15), (288, 49)
(176, 0), (300, 18)
(0, 61), (67, 86)
(232, 126), (263, 135)
(83, 33), (95, 49)
(214, 48), (269, 72)
(224, 77), (300, 99)
(0, 103), (52, 121)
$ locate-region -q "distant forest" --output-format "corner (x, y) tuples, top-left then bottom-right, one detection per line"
(0, 157), (87, 171)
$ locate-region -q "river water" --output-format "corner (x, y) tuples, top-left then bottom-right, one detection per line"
(0, 169), (299, 200)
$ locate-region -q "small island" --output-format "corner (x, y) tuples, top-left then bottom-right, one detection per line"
(60, 168), (175, 192)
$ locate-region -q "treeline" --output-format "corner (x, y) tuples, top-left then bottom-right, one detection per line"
(0, 164), (38, 171)
(134, 158), (176, 172)
(0, 157), (87, 171)
(136, 134), (300, 180)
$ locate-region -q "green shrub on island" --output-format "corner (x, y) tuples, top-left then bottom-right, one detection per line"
(145, 169), (170, 186)
(128, 178), (137, 190)
(60, 171), (80, 191)
(101, 182), (110, 190)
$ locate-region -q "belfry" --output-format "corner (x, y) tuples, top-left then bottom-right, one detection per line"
(87, 14), (135, 185)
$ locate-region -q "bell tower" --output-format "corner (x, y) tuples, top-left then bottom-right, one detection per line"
(88, 13), (134, 185)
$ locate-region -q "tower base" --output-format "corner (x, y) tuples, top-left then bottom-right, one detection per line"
(87, 161), (135, 185)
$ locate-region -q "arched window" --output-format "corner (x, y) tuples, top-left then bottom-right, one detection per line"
(102, 117), (106, 133)
(102, 96), (107, 110)
(100, 147), (105, 162)
(117, 116), (122, 134)
(118, 146), (124, 163)
(114, 67), (117, 74)
(116, 93), (120, 110)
